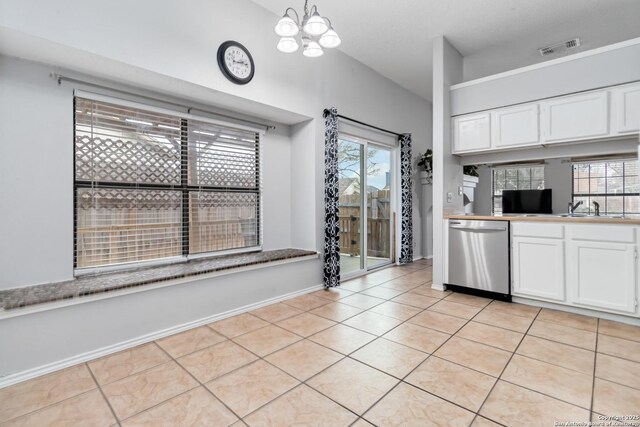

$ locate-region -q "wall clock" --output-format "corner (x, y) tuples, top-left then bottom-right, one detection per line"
(217, 41), (255, 85)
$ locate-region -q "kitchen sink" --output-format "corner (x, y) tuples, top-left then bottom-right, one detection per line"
(553, 213), (625, 219)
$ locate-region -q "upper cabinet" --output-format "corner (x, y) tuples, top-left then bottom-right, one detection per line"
(613, 83), (640, 134)
(453, 112), (491, 153)
(451, 81), (640, 155)
(491, 104), (540, 149)
(540, 91), (609, 143)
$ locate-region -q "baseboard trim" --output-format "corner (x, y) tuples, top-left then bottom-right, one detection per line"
(0, 283), (323, 389)
(512, 297), (640, 326)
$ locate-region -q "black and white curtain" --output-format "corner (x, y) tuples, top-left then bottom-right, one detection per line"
(399, 133), (414, 264)
(323, 108), (340, 288)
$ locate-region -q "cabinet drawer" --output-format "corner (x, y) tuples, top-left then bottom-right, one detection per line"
(568, 225), (635, 243)
(512, 222), (564, 239)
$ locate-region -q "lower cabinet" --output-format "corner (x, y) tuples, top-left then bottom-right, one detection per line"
(567, 241), (637, 314)
(512, 237), (565, 302)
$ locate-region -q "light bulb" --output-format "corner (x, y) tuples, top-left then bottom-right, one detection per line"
(275, 15), (299, 37)
(303, 40), (323, 58)
(277, 37), (299, 53)
(303, 12), (328, 36)
(319, 29), (341, 48)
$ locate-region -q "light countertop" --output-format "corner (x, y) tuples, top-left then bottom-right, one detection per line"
(444, 214), (640, 225)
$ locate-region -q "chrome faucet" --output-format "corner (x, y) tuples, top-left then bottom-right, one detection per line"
(593, 201), (600, 216)
(568, 200), (583, 215)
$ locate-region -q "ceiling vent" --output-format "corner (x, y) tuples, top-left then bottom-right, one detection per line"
(538, 38), (581, 57)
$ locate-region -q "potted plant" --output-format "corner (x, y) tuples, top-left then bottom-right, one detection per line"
(463, 165), (478, 178)
(417, 149), (433, 184)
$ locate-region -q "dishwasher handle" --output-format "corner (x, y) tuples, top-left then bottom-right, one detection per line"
(450, 223), (507, 232)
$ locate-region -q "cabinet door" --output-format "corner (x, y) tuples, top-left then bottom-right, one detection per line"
(491, 104), (540, 148)
(568, 241), (637, 314)
(452, 113), (491, 153)
(541, 90), (609, 143)
(512, 237), (565, 302)
(613, 83), (640, 134)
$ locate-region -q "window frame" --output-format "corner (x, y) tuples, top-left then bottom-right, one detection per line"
(491, 164), (545, 214)
(571, 158), (639, 215)
(73, 93), (263, 273)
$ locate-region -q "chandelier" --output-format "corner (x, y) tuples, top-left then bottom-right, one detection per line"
(274, 0), (341, 57)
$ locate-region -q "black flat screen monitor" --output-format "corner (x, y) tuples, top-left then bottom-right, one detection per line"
(502, 189), (553, 214)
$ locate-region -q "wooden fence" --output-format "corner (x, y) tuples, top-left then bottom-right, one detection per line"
(338, 189), (391, 258)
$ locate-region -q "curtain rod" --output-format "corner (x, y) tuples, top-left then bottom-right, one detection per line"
(52, 73), (275, 131)
(323, 109), (404, 137)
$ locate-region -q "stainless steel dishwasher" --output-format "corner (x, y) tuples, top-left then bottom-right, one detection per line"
(448, 220), (510, 298)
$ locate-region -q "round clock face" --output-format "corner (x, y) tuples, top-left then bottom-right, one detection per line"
(217, 41), (255, 85)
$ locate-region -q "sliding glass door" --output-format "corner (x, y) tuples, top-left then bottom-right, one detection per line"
(338, 136), (394, 277)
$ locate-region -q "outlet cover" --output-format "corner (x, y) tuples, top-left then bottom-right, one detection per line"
(447, 192), (453, 203)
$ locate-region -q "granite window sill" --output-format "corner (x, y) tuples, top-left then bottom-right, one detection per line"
(0, 248), (317, 311)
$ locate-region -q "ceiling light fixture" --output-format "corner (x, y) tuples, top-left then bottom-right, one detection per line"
(275, 0), (340, 57)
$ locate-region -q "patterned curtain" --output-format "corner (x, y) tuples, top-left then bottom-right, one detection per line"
(399, 133), (414, 264)
(323, 108), (340, 288)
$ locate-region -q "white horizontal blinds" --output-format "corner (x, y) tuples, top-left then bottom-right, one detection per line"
(187, 119), (260, 254)
(75, 98), (185, 268)
(572, 159), (639, 215)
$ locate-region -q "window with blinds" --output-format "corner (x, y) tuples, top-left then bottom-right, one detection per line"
(74, 97), (261, 269)
(491, 165), (545, 214)
(572, 158), (639, 215)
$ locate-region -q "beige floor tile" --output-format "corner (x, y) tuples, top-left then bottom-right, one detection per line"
(379, 279), (423, 292)
(592, 378), (640, 416)
(364, 382), (475, 427)
(250, 303), (304, 323)
(471, 416), (502, 427)
(516, 335), (595, 375)
(408, 310), (467, 334)
(599, 319), (640, 343)
(309, 324), (376, 355)
(121, 387), (237, 427)
(351, 338), (428, 378)
(233, 325), (301, 357)
(244, 385), (357, 427)
(351, 419), (375, 427)
(383, 322), (450, 354)
(309, 287), (355, 301)
(209, 313), (269, 338)
(88, 343), (170, 386)
(309, 302), (364, 322)
(365, 269), (410, 283)
(391, 292), (440, 309)
(0, 364), (96, 423)
(596, 353), (640, 389)
(427, 300), (483, 319)
(410, 284), (451, 299)
(473, 309), (534, 333)
(307, 358), (398, 415)
(265, 340), (342, 381)
(177, 340), (258, 383)
(102, 361), (198, 420)
(598, 334), (640, 363)
(368, 301), (422, 321)
(339, 279), (378, 292)
(406, 356), (497, 412)
(528, 320), (597, 350)
(537, 308), (598, 332)
(502, 355), (593, 409)
(156, 326), (226, 358)
(456, 321), (523, 352)
(360, 286), (406, 300)
(343, 311), (403, 336)
(282, 294), (330, 311)
(206, 360), (299, 417)
(435, 337), (511, 377)
(479, 381), (590, 426)
(445, 292), (492, 308)
(276, 313), (336, 337)
(339, 293), (385, 310)
(2, 389), (114, 427)
(484, 300), (540, 319)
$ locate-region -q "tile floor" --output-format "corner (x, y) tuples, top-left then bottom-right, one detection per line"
(1, 258), (640, 426)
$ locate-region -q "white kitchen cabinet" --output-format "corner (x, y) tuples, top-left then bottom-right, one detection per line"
(540, 90), (609, 143)
(512, 236), (565, 302)
(567, 241), (637, 314)
(452, 112), (491, 153)
(612, 83), (640, 134)
(491, 104), (540, 148)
